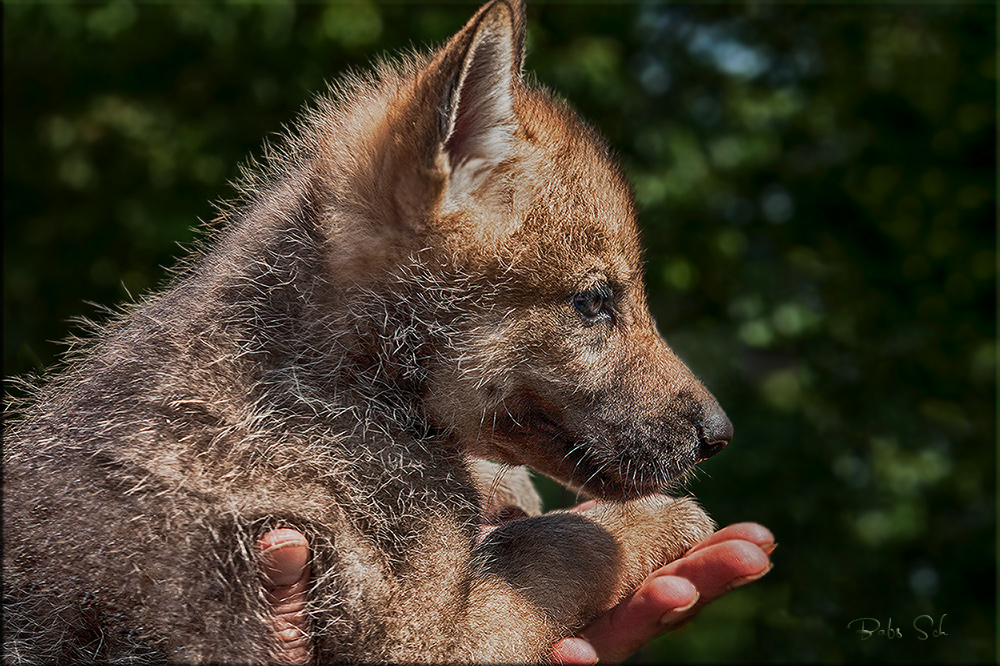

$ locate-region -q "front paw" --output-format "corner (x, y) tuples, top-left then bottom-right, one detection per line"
(574, 495), (715, 598)
(470, 459), (543, 519)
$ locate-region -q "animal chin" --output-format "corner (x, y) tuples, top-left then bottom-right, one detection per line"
(492, 409), (679, 502)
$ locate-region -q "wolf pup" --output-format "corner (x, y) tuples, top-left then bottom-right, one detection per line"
(3, 1), (734, 662)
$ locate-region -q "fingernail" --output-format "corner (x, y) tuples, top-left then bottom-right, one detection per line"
(552, 637), (599, 665)
(260, 538), (309, 556)
(258, 528), (308, 553)
(727, 562), (774, 590)
(260, 540), (310, 588)
(659, 591), (700, 624)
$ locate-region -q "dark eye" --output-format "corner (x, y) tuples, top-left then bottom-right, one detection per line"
(571, 283), (613, 321)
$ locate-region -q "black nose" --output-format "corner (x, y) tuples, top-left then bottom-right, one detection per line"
(697, 401), (733, 461)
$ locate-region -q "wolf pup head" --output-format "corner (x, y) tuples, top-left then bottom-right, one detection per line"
(317, 0), (732, 501)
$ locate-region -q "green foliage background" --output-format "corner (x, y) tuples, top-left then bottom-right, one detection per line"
(4, 2), (996, 662)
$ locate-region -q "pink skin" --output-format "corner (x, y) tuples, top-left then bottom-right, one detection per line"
(257, 529), (313, 665)
(258, 519), (775, 665)
(550, 521), (775, 664)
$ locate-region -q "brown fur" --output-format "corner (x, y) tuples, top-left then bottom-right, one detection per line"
(3, 1), (732, 662)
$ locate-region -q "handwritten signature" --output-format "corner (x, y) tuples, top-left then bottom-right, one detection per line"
(847, 614), (948, 640)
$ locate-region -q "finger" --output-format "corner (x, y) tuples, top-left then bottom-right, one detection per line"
(661, 538), (772, 595)
(259, 528), (310, 587)
(257, 529), (313, 665)
(567, 499), (598, 513)
(685, 522), (775, 555)
(550, 636), (599, 665)
(574, 575), (699, 663)
(657, 539), (773, 630)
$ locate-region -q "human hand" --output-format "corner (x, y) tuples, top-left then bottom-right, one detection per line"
(257, 528), (312, 665)
(550, 521), (775, 664)
(256, 521), (774, 665)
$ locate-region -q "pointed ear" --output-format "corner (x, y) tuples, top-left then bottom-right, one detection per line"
(434, 0), (526, 202)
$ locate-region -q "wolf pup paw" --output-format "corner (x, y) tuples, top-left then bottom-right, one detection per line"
(574, 495), (716, 604)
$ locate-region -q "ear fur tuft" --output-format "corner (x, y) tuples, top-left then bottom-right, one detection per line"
(438, 0), (526, 202)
